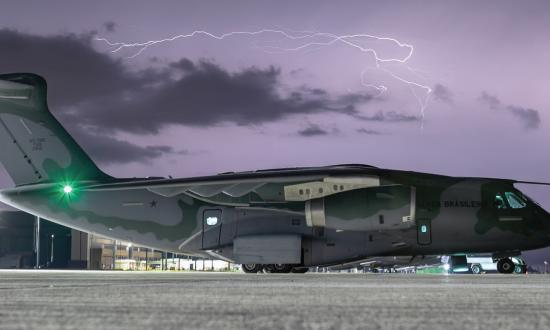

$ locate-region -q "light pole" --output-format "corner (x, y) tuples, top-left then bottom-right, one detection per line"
(112, 240), (117, 270)
(34, 216), (40, 269)
(49, 234), (55, 265)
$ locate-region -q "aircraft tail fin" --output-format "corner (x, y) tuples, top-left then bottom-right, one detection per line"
(0, 73), (111, 186)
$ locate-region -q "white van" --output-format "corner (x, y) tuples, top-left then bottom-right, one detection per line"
(466, 254), (526, 274)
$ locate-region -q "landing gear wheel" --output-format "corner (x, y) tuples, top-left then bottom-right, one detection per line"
(471, 264), (482, 274)
(242, 264), (262, 273)
(262, 264), (275, 273)
(497, 258), (515, 274)
(271, 264), (293, 273)
(290, 267), (309, 273)
(514, 265), (527, 274)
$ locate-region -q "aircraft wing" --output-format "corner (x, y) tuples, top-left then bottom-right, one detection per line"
(81, 165), (394, 205)
(79, 164), (549, 206)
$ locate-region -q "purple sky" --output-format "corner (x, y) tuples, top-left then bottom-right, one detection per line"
(1, 0), (550, 261)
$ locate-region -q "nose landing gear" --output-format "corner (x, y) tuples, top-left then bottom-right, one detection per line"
(496, 258), (515, 274)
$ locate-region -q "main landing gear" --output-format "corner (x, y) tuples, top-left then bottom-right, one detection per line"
(241, 264), (263, 273)
(496, 258), (527, 274)
(496, 258), (515, 274)
(240, 264), (308, 274)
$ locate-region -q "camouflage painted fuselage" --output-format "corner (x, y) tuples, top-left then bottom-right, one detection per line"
(1, 165), (549, 266)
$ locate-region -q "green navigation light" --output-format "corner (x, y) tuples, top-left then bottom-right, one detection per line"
(63, 185), (73, 194)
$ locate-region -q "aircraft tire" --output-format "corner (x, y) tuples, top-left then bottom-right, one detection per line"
(290, 267), (309, 273)
(271, 264), (293, 273)
(514, 265), (527, 274)
(497, 258), (515, 274)
(471, 264), (482, 274)
(242, 264), (263, 273)
(262, 264), (275, 273)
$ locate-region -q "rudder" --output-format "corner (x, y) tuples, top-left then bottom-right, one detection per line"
(0, 73), (110, 186)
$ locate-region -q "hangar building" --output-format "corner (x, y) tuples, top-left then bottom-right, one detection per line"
(0, 210), (229, 271)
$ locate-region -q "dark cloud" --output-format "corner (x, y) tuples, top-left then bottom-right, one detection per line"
(0, 27), (427, 164)
(479, 92), (501, 109)
(356, 128), (382, 135)
(0, 29), (180, 164)
(103, 21), (117, 33)
(432, 84), (453, 104)
(0, 29), (383, 164)
(289, 68), (305, 78)
(334, 92), (372, 107)
(506, 105), (540, 130)
(87, 59), (374, 134)
(70, 129), (178, 165)
(479, 92), (541, 130)
(0, 29), (377, 135)
(0, 29), (144, 107)
(298, 124), (330, 137)
(353, 110), (421, 122)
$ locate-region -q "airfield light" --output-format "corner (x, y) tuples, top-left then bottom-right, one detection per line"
(63, 185), (73, 194)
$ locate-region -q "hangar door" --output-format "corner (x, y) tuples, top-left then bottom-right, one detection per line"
(202, 209), (222, 249)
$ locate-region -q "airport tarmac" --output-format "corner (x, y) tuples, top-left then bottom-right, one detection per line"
(1, 271), (550, 330)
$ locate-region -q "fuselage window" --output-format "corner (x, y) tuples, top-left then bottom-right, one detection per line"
(494, 194), (507, 209)
(505, 192), (527, 209)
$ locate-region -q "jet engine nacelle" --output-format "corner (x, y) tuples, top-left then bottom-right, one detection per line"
(305, 186), (416, 231)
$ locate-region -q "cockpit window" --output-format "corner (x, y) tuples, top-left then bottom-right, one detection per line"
(505, 192), (527, 209)
(495, 194), (507, 209)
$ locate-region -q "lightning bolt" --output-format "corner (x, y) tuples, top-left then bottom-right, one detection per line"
(96, 29), (433, 127)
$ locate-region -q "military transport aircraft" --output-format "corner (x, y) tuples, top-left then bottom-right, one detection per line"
(1, 73), (549, 274)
